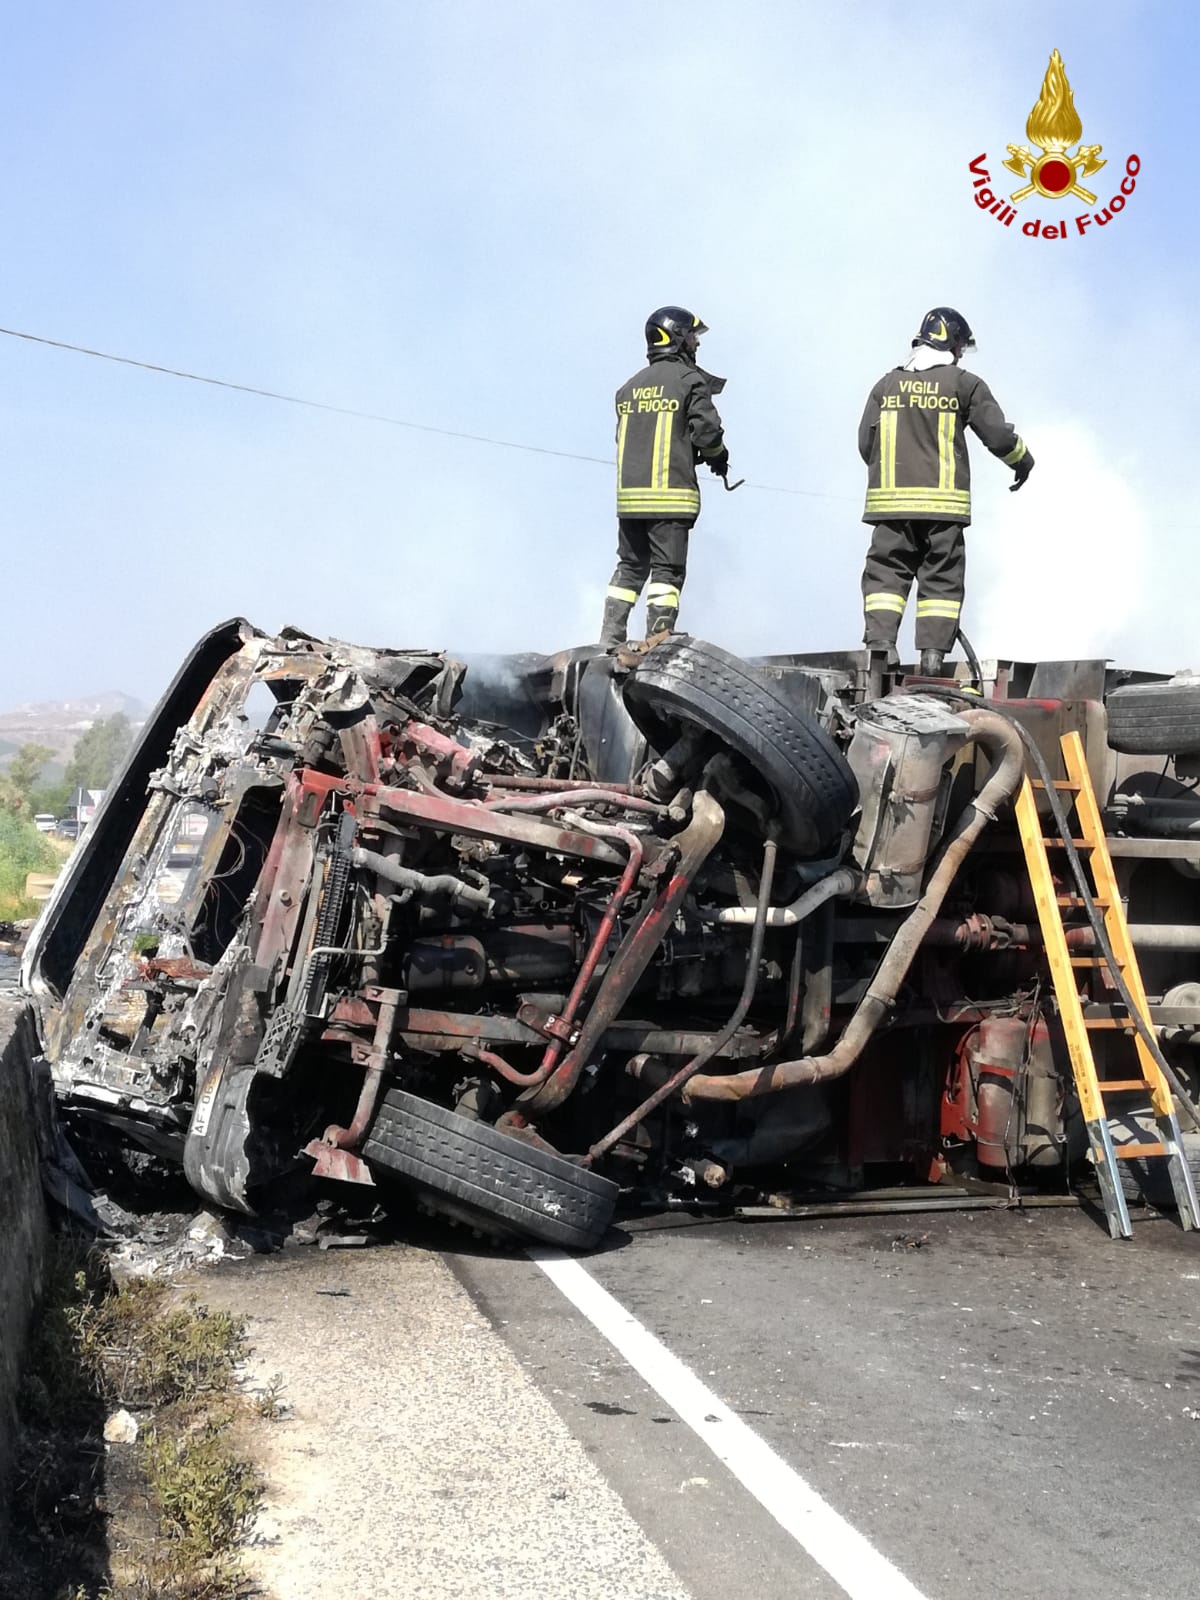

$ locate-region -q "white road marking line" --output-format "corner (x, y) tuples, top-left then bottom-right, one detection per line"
(529, 1248), (930, 1600)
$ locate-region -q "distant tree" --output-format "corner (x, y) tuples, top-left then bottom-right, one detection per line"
(65, 713), (134, 792)
(28, 777), (72, 818)
(7, 743), (54, 800)
(0, 776), (27, 816)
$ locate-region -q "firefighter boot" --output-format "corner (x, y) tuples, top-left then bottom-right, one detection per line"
(599, 595), (634, 650)
(645, 581), (680, 640)
(645, 603), (677, 639)
(919, 647), (945, 676)
(866, 648), (895, 699)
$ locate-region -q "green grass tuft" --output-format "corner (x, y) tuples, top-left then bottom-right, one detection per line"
(0, 809), (64, 918)
(6, 1242), (264, 1600)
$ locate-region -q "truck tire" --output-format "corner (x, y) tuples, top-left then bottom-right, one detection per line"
(623, 636), (858, 857)
(1112, 1112), (1200, 1208)
(363, 1088), (618, 1249)
(1106, 681), (1200, 755)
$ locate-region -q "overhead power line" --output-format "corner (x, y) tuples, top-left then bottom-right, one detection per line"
(0, 323), (857, 504)
(0, 324), (612, 466)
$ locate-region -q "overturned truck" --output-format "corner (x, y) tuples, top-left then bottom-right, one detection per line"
(24, 620), (1200, 1247)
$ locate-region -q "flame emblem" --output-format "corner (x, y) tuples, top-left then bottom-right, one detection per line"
(1003, 50), (1106, 204)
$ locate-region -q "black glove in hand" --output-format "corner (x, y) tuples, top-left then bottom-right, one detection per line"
(708, 448), (730, 478)
(1009, 451), (1035, 492)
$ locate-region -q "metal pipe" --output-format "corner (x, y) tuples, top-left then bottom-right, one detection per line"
(368, 781), (629, 867)
(833, 916), (1200, 955)
(734, 1192), (1083, 1222)
(324, 992), (399, 1148)
(682, 707), (1025, 1103)
(719, 848), (847, 908)
(520, 790), (728, 1115)
(589, 833), (779, 1160)
(296, 934), (388, 1007)
(714, 865), (859, 926)
(1114, 816), (1200, 839)
(461, 816), (645, 1090)
(480, 775), (633, 794)
(801, 901), (834, 1053)
(351, 846), (493, 912)
(550, 813), (645, 1063)
(482, 788), (667, 817)
(1107, 793), (1200, 814)
(780, 927), (805, 1052)
(463, 1041), (550, 1088)
(1078, 923), (1200, 953)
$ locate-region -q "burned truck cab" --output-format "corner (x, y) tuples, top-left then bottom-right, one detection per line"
(24, 625), (1200, 1247)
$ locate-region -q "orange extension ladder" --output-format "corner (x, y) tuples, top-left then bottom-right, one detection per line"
(1014, 730), (1200, 1239)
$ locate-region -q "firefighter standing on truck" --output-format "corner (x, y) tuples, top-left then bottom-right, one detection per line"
(598, 306), (731, 648)
(858, 307), (1034, 676)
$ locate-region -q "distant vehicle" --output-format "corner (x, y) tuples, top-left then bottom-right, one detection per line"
(32, 814), (56, 833)
(54, 818), (80, 840)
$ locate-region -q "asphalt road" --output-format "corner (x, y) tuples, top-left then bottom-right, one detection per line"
(448, 1207), (1200, 1600)
(201, 1203), (1200, 1600)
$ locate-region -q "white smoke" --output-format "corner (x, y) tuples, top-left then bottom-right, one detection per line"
(970, 421), (1149, 665)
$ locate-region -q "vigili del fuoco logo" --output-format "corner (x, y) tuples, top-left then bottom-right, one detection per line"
(968, 50), (1140, 240)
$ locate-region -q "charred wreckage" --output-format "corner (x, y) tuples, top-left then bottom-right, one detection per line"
(24, 620), (1200, 1249)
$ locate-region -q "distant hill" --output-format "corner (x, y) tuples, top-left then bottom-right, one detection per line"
(0, 691), (146, 765)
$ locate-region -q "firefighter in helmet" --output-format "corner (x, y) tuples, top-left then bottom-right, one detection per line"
(858, 308), (1034, 675)
(598, 306), (731, 648)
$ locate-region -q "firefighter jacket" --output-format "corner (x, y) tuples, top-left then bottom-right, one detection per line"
(615, 354), (726, 521)
(858, 364), (1028, 525)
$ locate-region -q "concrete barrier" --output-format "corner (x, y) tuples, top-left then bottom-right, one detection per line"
(0, 998), (47, 1525)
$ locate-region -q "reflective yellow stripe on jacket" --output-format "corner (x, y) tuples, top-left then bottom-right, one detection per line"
(651, 413), (675, 489)
(879, 412), (897, 491)
(865, 487), (972, 518)
(617, 488), (702, 516)
(616, 413), (630, 488)
(617, 410), (698, 516)
(1003, 436), (1027, 466)
(937, 413), (957, 492)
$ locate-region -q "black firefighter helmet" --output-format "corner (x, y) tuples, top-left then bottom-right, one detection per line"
(645, 306), (708, 357)
(913, 307), (976, 353)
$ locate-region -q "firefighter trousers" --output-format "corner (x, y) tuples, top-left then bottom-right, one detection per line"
(605, 517), (691, 640)
(861, 519), (965, 652)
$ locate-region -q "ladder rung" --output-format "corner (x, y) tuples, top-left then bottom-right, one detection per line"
(1031, 778), (1083, 792)
(1113, 1142), (1167, 1160)
(1069, 956), (1123, 968)
(1056, 894), (1111, 909)
(1099, 1080), (1152, 1093)
(1041, 838), (1092, 850)
(1084, 1018), (1137, 1031)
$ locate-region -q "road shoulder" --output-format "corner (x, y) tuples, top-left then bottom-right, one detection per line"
(198, 1243), (689, 1600)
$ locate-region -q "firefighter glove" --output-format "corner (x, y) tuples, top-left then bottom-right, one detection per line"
(708, 448), (730, 478)
(1009, 451), (1035, 492)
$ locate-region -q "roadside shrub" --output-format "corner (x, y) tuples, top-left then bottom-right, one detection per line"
(0, 808), (63, 918)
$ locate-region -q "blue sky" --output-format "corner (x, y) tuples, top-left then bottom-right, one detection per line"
(2, 1), (1194, 705)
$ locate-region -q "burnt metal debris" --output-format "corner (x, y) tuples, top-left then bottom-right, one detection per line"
(22, 619), (1200, 1249)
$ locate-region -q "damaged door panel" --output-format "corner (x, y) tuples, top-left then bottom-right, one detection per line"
(24, 626), (1200, 1248)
